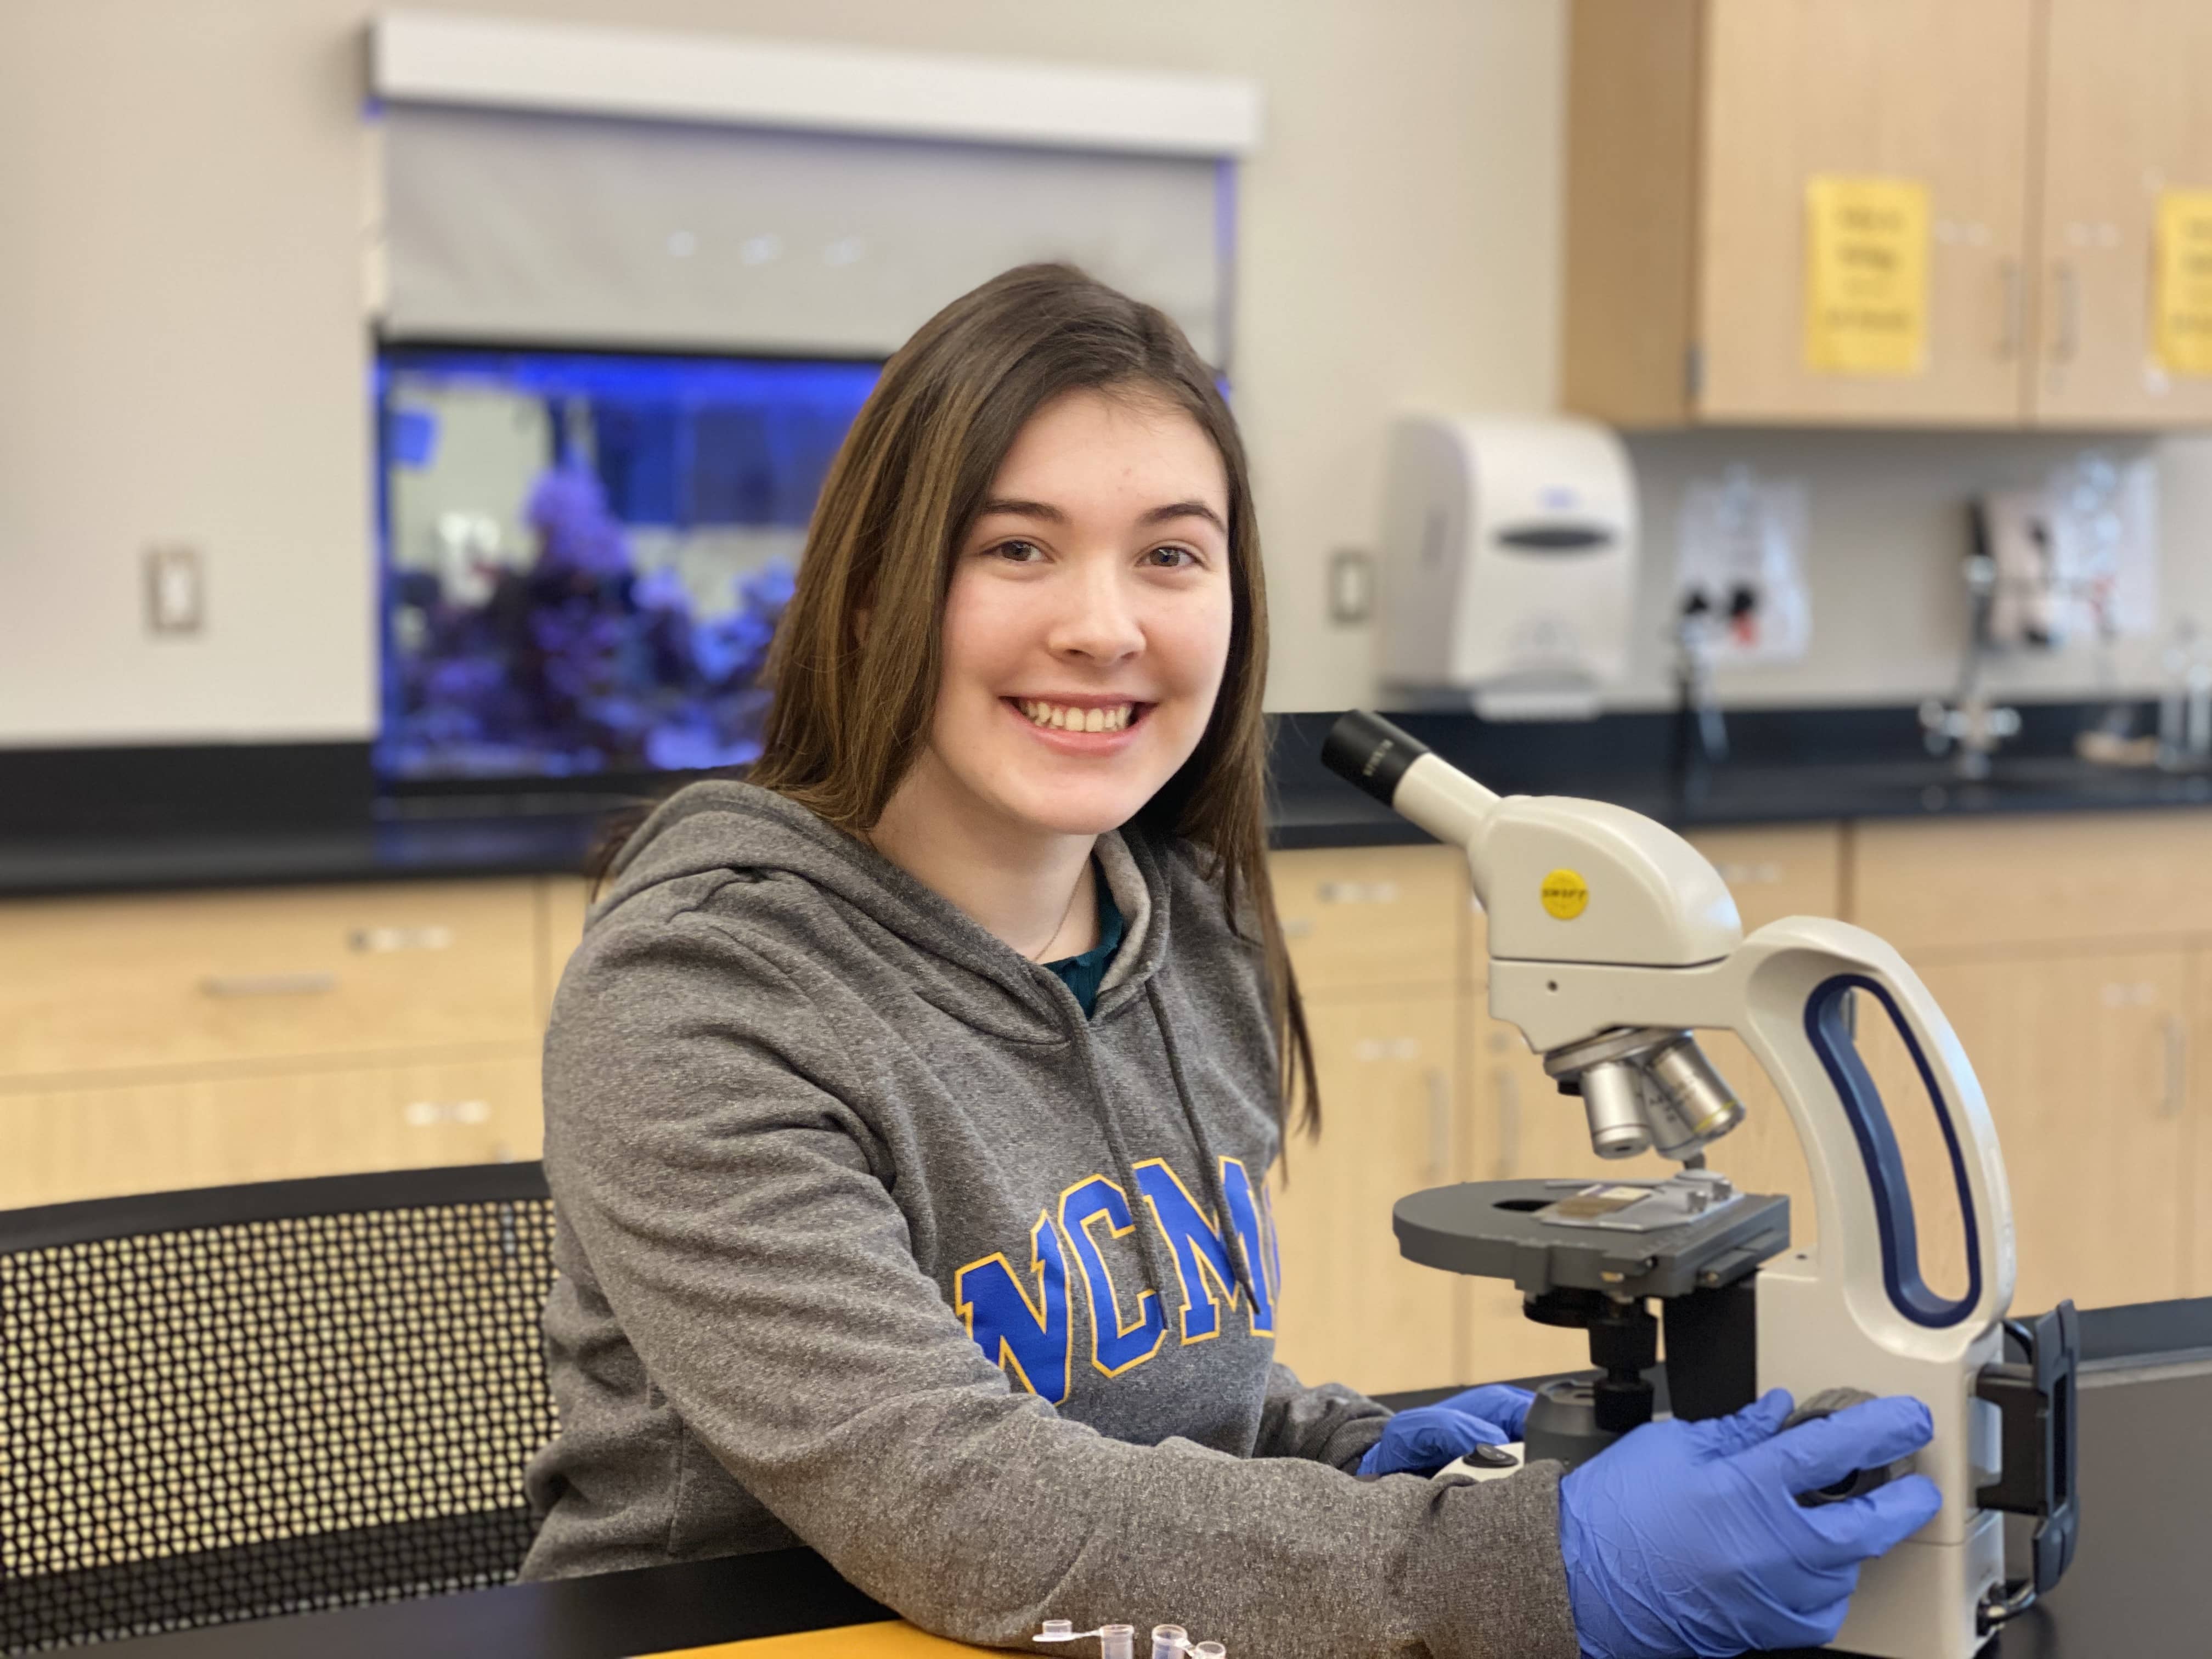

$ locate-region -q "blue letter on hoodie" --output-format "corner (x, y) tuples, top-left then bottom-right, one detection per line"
(1133, 1158), (1274, 1341)
(955, 1209), (1073, 1404)
(1060, 1176), (1168, 1376)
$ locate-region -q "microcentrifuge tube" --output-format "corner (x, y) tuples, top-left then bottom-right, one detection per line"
(1152, 1624), (1189, 1659)
(1031, 1621), (1134, 1659)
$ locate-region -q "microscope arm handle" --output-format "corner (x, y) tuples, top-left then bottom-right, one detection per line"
(1740, 921), (2015, 1335)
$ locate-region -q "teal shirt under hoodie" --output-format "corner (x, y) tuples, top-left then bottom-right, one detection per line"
(521, 781), (1576, 1659)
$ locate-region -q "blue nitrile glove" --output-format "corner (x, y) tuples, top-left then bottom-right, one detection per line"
(1356, 1384), (1534, 1477)
(1558, 1389), (1943, 1658)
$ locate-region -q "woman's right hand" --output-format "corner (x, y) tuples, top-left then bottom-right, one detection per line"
(1557, 1389), (1942, 1658)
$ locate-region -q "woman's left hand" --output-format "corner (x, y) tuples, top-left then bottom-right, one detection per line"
(1355, 1384), (1535, 1477)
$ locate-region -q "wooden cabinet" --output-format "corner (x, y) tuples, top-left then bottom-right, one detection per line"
(538, 874), (592, 1019)
(1272, 844), (1469, 998)
(2033, 0), (2212, 425)
(0, 876), (576, 1209)
(1566, 0), (2038, 426)
(1269, 990), (1467, 1397)
(1861, 950), (2194, 1316)
(1855, 812), (2212, 955)
(1566, 0), (2212, 428)
(1268, 843), (1471, 1397)
(0, 1051), (543, 1210)
(1854, 819), (2212, 1312)
(0, 880), (541, 1077)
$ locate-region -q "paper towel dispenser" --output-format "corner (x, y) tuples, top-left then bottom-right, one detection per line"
(1378, 415), (1638, 720)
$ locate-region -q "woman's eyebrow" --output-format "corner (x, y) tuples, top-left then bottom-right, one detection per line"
(1138, 500), (1227, 532)
(977, 496), (1068, 523)
(975, 497), (1227, 533)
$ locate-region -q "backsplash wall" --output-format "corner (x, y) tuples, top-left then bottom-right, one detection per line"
(1488, 428), (2212, 715)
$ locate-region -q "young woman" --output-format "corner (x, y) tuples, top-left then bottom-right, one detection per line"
(521, 266), (1939, 1659)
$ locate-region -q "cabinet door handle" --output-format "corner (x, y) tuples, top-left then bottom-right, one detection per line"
(2050, 262), (2080, 364)
(1492, 1068), (1520, 1180)
(1998, 259), (2024, 360)
(201, 972), (337, 998)
(1426, 1069), (1451, 1182)
(2162, 1012), (2186, 1119)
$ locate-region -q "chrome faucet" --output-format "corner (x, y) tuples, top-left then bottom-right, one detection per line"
(1921, 551), (2021, 780)
(1672, 611), (1729, 806)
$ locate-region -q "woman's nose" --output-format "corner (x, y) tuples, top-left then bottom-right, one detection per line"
(1047, 561), (1146, 664)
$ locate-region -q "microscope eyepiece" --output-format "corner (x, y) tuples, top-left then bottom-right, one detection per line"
(1322, 710), (1432, 807)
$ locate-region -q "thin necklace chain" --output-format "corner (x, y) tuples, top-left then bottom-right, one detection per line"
(1026, 865), (1089, 962)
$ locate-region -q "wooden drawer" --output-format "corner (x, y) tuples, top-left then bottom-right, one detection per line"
(0, 1050), (543, 1210)
(1271, 844), (1467, 998)
(1854, 812), (2212, 954)
(1269, 990), (1465, 1396)
(0, 880), (541, 1080)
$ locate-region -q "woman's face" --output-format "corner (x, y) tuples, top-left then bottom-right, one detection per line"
(924, 386), (1235, 841)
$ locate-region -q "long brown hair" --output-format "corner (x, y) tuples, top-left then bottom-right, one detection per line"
(622, 263), (1317, 1137)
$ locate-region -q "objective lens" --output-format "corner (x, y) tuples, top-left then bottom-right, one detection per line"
(1641, 1037), (1744, 1159)
(1580, 1060), (1652, 1159)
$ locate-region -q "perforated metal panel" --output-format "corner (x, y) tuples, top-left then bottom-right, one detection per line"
(0, 1169), (557, 1651)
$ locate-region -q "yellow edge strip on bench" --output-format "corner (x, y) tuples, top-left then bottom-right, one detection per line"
(641, 1617), (1004, 1657)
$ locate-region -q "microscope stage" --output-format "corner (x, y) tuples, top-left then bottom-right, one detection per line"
(1395, 1176), (1791, 1302)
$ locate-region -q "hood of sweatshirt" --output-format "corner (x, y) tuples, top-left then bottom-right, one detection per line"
(591, 779), (1266, 1345)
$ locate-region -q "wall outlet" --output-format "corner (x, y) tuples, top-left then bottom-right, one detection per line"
(145, 544), (205, 635)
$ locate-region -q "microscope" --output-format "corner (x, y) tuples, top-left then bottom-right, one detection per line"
(1322, 713), (2076, 1659)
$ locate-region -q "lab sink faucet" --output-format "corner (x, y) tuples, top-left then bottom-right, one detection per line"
(1920, 550), (2021, 780)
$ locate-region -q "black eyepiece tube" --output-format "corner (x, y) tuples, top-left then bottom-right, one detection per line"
(1322, 710), (1432, 808)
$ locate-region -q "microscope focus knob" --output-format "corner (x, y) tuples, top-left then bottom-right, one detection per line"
(1781, 1387), (1914, 1507)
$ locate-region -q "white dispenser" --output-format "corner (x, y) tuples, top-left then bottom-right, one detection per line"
(1377, 415), (1638, 720)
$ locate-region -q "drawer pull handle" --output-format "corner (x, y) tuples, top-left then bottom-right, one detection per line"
(1318, 881), (1401, 905)
(350, 926), (454, 953)
(200, 972), (337, 998)
(405, 1099), (490, 1127)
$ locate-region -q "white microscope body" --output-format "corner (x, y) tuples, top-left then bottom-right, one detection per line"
(1325, 713), (2075, 1659)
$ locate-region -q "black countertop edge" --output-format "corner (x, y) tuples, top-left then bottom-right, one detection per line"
(11, 699), (2212, 898)
(90, 1544), (891, 1659)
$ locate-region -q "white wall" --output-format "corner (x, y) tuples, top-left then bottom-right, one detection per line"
(4, 0), (2207, 747)
(1607, 429), (2212, 712)
(0, 0), (1567, 745)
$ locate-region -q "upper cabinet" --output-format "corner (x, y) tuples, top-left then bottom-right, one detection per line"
(1564, 0), (2212, 428)
(2033, 0), (2212, 426)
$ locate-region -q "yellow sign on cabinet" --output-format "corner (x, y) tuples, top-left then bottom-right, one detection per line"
(2154, 189), (2212, 377)
(1803, 175), (1931, 376)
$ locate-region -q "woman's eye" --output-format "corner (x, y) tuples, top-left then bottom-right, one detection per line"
(1144, 544), (1200, 568)
(991, 539), (1045, 563)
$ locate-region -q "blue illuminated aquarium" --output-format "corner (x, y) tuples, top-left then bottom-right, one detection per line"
(375, 346), (881, 783)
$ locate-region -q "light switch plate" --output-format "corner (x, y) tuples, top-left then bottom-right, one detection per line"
(1328, 547), (1374, 625)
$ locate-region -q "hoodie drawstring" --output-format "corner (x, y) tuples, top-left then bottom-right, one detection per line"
(1145, 979), (1265, 1316)
(1065, 1020), (1181, 1329)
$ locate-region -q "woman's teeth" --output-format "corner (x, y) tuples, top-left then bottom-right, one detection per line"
(1018, 700), (1136, 733)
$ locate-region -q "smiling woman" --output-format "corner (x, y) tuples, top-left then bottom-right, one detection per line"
(525, 267), (1581, 1659)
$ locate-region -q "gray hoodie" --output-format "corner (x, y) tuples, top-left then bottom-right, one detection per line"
(521, 781), (1578, 1659)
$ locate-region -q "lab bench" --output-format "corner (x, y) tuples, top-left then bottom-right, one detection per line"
(5, 701), (2212, 1402)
